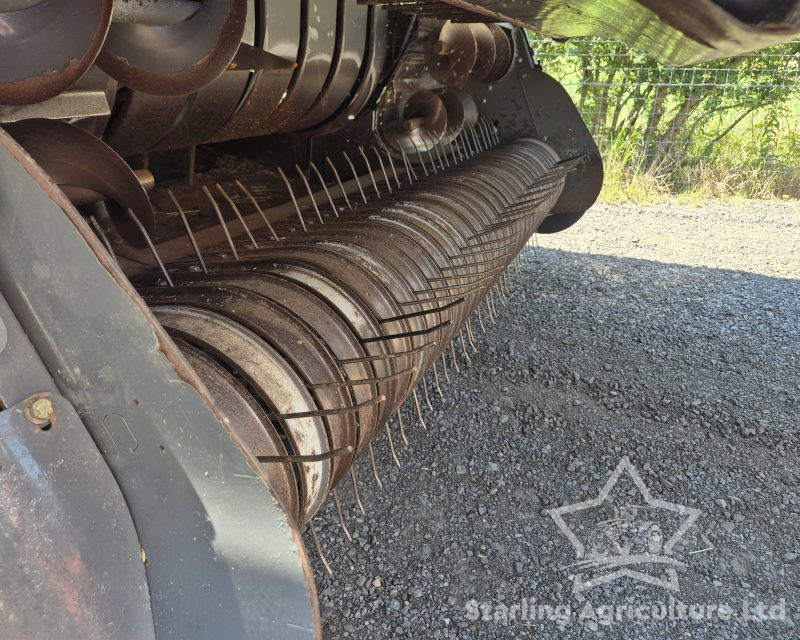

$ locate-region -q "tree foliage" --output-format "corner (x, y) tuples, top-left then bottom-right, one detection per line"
(528, 36), (800, 197)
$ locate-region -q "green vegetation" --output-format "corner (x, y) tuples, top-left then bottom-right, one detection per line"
(528, 37), (800, 203)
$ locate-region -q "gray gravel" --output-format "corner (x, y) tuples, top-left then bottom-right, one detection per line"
(306, 200), (800, 639)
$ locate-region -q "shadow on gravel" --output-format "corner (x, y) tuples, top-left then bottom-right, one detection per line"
(308, 247), (799, 640)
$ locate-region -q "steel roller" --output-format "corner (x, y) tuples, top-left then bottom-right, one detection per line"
(130, 136), (577, 526)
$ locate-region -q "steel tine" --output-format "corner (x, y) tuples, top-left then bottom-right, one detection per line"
(439, 137), (451, 168)
(276, 167), (307, 232)
(88, 215), (117, 263)
(412, 388), (428, 430)
(465, 316), (478, 352)
(459, 329), (472, 364)
(308, 520), (333, 576)
(332, 488), (353, 542)
(432, 360), (445, 398)
(399, 146), (417, 182)
(396, 409), (409, 447)
(309, 161), (339, 217)
(478, 119), (491, 149)
(368, 441), (384, 489)
(420, 137), (437, 173)
(350, 466), (366, 514)
(441, 351), (452, 383)
(410, 138), (429, 177)
(386, 420), (401, 467)
(469, 124), (482, 153)
(422, 373), (434, 411)
(325, 156), (352, 210)
(127, 208), (174, 285)
(459, 128), (473, 158)
(235, 179), (280, 241)
(168, 189), (207, 273)
(216, 183), (258, 247)
(449, 340), (460, 373)
(381, 147), (402, 188)
(294, 164), (324, 225)
(431, 137), (446, 170)
(358, 146), (381, 198)
(371, 146), (393, 193)
(342, 151), (368, 203)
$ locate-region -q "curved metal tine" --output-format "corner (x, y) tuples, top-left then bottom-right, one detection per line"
(459, 128), (473, 158)
(489, 120), (500, 145)
(307, 366), (416, 388)
(201, 185), (240, 259)
(473, 124), (486, 152)
(438, 256), (506, 272)
(256, 444), (354, 464)
(480, 116), (496, 145)
(459, 329), (472, 364)
(216, 183), (258, 248)
(276, 167), (307, 232)
(468, 124), (483, 153)
(440, 351), (452, 383)
(308, 520), (333, 576)
(465, 124), (478, 153)
(309, 161), (339, 217)
(409, 138), (429, 177)
(336, 340), (435, 364)
(332, 488), (352, 541)
(88, 215), (118, 264)
(444, 129), (458, 164)
(126, 208), (174, 285)
(440, 137), (451, 168)
(478, 118), (491, 146)
(361, 319), (449, 342)
(368, 442), (383, 489)
(395, 407), (410, 449)
(399, 146), (417, 183)
(433, 137), (448, 169)
(380, 297), (463, 322)
(487, 290), (498, 322)
(413, 273), (496, 295)
(465, 316), (478, 352)
(450, 340), (460, 373)
(324, 156), (352, 211)
(412, 388), (427, 430)
(294, 164), (324, 225)
(478, 118), (492, 149)
(265, 395), (385, 420)
(350, 466), (366, 514)
(342, 151), (368, 204)
(486, 118), (499, 146)
(167, 189), (207, 273)
(396, 409), (409, 447)
(385, 420), (401, 467)
(370, 146), (392, 193)
(422, 373), (434, 410)
(357, 146), (381, 198)
(235, 179), (280, 241)
(432, 360), (444, 397)
(450, 128), (464, 163)
(475, 118), (487, 149)
(380, 146), (402, 189)
(420, 137), (438, 174)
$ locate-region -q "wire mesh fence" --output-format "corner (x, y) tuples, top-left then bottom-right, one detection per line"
(528, 37), (800, 199)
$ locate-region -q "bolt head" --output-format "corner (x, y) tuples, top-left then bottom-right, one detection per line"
(31, 398), (54, 421)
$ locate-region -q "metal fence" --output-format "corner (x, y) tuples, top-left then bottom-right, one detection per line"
(528, 37), (800, 198)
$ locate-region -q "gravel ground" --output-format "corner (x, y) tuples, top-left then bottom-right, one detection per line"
(306, 200), (800, 639)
